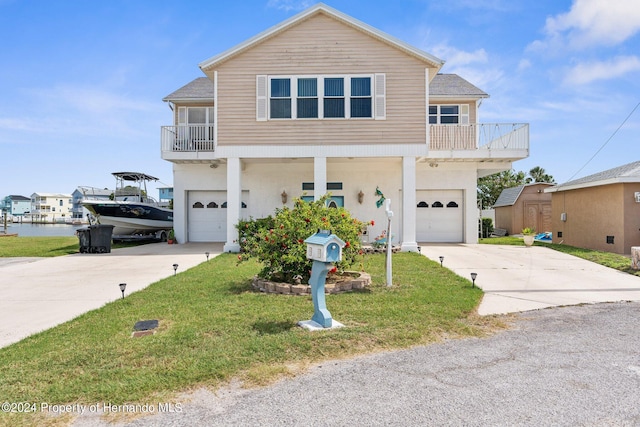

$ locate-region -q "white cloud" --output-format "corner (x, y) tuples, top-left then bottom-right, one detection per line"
(564, 55), (640, 85)
(538, 0), (640, 50)
(266, 0), (313, 12)
(430, 44), (488, 67)
(518, 59), (531, 72)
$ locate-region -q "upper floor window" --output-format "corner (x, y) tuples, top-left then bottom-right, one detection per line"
(178, 106), (215, 126)
(257, 74), (385, 121)
(429, 104), (469, 124)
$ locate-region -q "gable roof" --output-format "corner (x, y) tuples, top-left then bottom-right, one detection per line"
(547, 160), (640, 193)
(164, 74), (483, 103)
(430, 74), (488, 99)
(7, 195), (30, 201)
(493, 183), (554, 207)
(198, 3), (444, 72)
(493, 185), (524, 208)
(162, 78), (214, 103)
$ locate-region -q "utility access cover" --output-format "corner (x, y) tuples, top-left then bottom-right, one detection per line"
(133, 320), (159, 331)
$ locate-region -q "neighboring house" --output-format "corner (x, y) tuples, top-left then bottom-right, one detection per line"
(72, 187), (112, 222)
(546, 161), (640, 255)
(158, 187), (174, 207)
(160, 3), (529, 250)
(1, 195), (31, 217)
(30, 193), (73, 223)
(493, 183), (554, 235)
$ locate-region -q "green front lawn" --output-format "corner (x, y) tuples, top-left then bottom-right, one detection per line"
(0, 236), (147, 257)
(0, 252), (491, 426)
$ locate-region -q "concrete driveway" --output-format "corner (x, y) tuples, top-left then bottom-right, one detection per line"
(419, 243), (640, 315)
(0, 242), (223, 349)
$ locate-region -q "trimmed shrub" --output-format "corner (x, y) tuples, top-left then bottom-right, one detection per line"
(237, 194), (370, 283)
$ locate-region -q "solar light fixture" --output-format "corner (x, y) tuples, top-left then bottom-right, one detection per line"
(470, 272), (477, 288)
(119, 283), (127, 299)
(205, 251), (210, 261)
(173, 263), (179, 276)
(439, 256), (444, 267)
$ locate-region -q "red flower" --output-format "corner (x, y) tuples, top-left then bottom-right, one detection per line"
(298, 239), (304, 244)
(370, 220), (375, 226)
(280, 224), (284, 229)
(265, 236), (269, 242)
(322, 217), (327, 222)
(329, 266), (337, 274)
(304, 218), (311, 223)
(345, 241), (351, 248)
(237, 255), (242, 260)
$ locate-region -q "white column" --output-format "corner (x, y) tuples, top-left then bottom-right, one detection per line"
(401, 156), (419, 252)
(224, 157), (241, 253)
(314, 157), (327, 201)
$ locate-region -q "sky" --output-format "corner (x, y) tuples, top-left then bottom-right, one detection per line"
(1, 0), (639, 198)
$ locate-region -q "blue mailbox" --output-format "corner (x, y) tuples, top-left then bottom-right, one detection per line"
(304, 230), (345, 263)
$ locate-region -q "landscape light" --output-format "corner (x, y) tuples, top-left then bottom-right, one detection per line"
(119, 283), (127, 299)
(439, 256), (444, 267)
(173, 263), (179, 276)
(470, 272), (477, 288)
(205, 252), (210, 261)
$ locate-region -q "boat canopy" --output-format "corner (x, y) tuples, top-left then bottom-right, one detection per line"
(111, 172), (160, 182)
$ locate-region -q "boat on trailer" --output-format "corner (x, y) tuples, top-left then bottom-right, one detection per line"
(82, 172), (173, 240)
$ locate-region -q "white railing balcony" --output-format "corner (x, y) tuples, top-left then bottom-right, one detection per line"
(161, 125), (215, 153)
(429, 123), (529, 156)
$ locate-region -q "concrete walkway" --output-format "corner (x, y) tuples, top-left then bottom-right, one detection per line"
(0, 242), (223, 349)
(419, 243), (640, 315)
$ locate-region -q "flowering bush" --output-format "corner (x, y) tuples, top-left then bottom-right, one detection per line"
(237, 194), (370, 283)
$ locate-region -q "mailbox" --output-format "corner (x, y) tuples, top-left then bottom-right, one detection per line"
(304, 230), (346, 263)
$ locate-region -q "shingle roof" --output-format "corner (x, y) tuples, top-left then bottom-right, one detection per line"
(163, 78), (214, 102)
(547, 160), (640, 192)
(8, 195), (30, 201)
(430, 74), (488, 98)
(164, 74), (486, 103)
(493, 185), (524, 208)
(493, 183), (555, 207)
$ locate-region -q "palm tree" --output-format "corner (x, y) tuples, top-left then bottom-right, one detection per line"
(527, 166), (555, 183)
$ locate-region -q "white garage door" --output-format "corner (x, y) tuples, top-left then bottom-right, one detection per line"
(416, 190), (464, 242)
(188, 191), (227, 242)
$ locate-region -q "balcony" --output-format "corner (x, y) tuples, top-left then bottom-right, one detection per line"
(429, 123), (529, 161)
(161, 123), (528, 162)
(161, 125), (215, 162)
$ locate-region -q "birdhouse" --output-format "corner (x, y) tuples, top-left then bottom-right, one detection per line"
(304, 230), (346, 263)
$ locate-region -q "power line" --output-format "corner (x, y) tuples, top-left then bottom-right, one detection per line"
(562, 101), (640, 185)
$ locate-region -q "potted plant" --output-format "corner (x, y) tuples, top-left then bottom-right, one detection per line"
(522, 227), (535, 247)
(167, 229), (176, 244)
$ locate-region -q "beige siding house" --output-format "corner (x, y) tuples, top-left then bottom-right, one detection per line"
(160, 4), (529, 250)
(30, 193), (73, 223)
(546, 161), (640, 254)
(493, 183), (553, 235)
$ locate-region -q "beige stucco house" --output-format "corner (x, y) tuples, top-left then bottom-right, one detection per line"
(493, 183), (553, 235)
(160, 3), (529, 251)
(546, 161), (640, 254)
